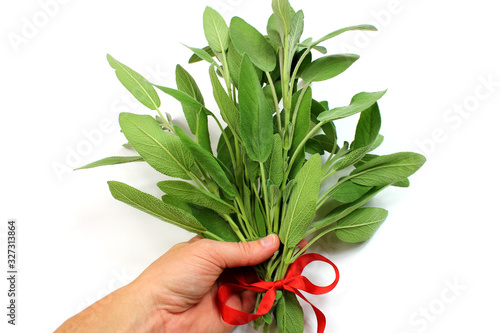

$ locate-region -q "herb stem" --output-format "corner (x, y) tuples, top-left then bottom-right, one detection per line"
(265, 71), (283, 140)
(259, 162), (272, 232)
(282, 121), (324, 188)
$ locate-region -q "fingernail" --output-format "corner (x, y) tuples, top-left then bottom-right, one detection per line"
(260, 234), (275, 248)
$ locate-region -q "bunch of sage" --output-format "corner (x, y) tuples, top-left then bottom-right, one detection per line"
(78, 0), (425, 331)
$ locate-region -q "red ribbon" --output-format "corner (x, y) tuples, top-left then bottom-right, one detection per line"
(217, 253), (339, 333)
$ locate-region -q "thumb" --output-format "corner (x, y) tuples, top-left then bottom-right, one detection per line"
(205, 234), (280, 269)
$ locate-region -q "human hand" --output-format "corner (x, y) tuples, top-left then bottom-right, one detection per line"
(136, 234), (280, 332)
(55, 234), (280, 333)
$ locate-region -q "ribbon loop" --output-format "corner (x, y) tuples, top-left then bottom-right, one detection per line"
(217, 253), (339, 333)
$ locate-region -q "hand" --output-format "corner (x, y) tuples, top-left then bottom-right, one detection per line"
(55, 234), (280, 333)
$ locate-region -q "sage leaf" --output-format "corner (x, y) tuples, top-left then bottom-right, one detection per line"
(227, 41), (243, 88)
(311, 99), (336, 142)
(272, 0), (292, 37)
(311, 185), (388, 230)
(185, 45), (216, 65)
(174, 125), (237, 198)
(203, 7), (230, 53)
(393, 178), (410, 187)
(330, 181), (372, 203)
(305, 138), (324, 155)
(350, 152), (426, 186)
(216, 126), (235, 173)
(229, 17), (276, 72)
(310, 134), (334, 153)
(280, 154), (322, 248)
(108, 181), (205, 234)
(265, 134), (284, 187)
(254, 198), (267, 238)
(119, 113), (194, 179)
(290, 87), (312, 154)
(75, 156), (144, 170)
(175, 65), (211, 152)
(335, 207), (388, 243)
(153, 83), (206, 112)
(157, 180), (235, 214)
(209, 65), (240, 135)
(107, 54), (160, 110)
(267, 14), (282, 46)
(333, 145), (372, 171)
(288, 10), (304, 51)
(301, 54), (360, 82)
(351, 103), (381, 150)
(318, 90), (387, 122)
(183, 203), (239, 242)
(238, 54), (274, 162)
(276, 291), (304, 333)
(313, 24), (377, 47)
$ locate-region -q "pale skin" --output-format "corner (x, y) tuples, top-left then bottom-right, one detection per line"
(55, 234), (282, 333)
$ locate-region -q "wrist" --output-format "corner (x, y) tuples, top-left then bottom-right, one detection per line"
(123, 280), (167, 333)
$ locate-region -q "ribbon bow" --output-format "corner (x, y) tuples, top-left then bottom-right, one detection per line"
(217, 253), (339, 333)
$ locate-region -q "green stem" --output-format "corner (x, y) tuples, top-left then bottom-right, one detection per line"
(265, 71), (283, 140)
(222, 214), (248, 241)
(282, 122), (324, 189)
(259, 162), (272, 232)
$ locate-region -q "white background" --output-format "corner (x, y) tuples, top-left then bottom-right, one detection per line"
(1, 0), (499, 332)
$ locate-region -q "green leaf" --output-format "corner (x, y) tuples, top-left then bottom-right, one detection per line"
(288, 10), (304, 51)
(163, 201), (239, 242)
(370, 134), (384, 152)
(351, 103), (381, 150)
(119, 113), (194, 179)
(265, 134), (284, 187)
(276, 291), (304, 333)
(152, 83), (206, 112)
(238, 55), (274, 162)
(216, 126), (235, 173)
(209, 65), (240, 135)
(393, 178), (410, 187)
(311, 185), (388, 231)
(203, 7), (230, 53)
(318, 90), (387, 122)
(333, 145), (372, 171)
(280, 154), (322, 248)
(311, 99), (336, 143)
(157, 180), (235, 214)
(227, 41), (243, 88)
(272, 0), (292, 37)
(330, 181), (372, 203)
(254, 198), (267, 238)
(335, 207), (388, 243)
(290, 87), (312, 154)
(313, 24), (377, 47)
(229, 17), (276, 72)
(185, 45), (216, 65)
(310, 134), (334, 153)
(301, 54), (359, 82)
(108, 181), (205, 234)
(107, 54), (160, 110)
(75, 156), (144, 170)
(350, 152), (426, 186)
(305, 137), (325, 155)
(175, 65), (211, 152)
(267, 14), (282, 46)
(174, 125), (236, 198)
